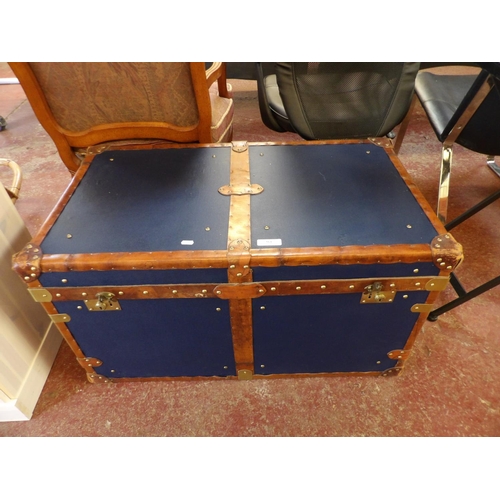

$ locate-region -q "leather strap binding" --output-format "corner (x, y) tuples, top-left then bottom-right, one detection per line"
(226, 142), (254, 376)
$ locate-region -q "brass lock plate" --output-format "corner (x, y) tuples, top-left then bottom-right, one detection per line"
(85, 292), (121, 311)
(361, 282), (395, 304)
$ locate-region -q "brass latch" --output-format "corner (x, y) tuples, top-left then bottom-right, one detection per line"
(85, 292), (121, 311)
(361, 282), (395, 304)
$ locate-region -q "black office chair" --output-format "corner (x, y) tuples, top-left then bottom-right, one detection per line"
(256, 62), (420, 140)
(412, 62), (500, 320)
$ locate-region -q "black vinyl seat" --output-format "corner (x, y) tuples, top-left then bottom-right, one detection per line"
(256, 62), (420, 140)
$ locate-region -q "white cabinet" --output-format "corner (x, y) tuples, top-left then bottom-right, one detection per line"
(0, 176), (61, 421)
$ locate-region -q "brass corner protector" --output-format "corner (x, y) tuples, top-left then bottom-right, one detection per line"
(50, 313), (71, 323)
(411, 303), (433, 314)
(425, 277), (450, 292)
(368, 137), (393, 149)
(381, 367), (403, 377)
(28, 288), (53, 302)
(238, 369), (253, 381)
(77, 357), (103, 370)
(86, 144), (110, 156)
(87, 373), (112, 384)
(12, 242), (42, 283)
(387, 349), (411, 360)
(431, 233), (464, 272)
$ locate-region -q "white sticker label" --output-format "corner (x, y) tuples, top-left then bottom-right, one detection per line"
(181, 240), (194, 246)
(257, 238), (282, 247)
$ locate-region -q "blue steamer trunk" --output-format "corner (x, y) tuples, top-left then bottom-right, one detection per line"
(14, 142), (461, 382)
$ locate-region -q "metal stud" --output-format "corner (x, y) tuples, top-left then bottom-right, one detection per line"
(349, 285), (354, 289)
(67, 234), (73, 239)
(321, 285), (327, 289)
(296, 286), (301, 290)
(143, 291), (149, 295)
(216, 291), (222, 295)
(82, 292), (87, 297)
(406, 225), (412, 229)
(413, 269), (419, 274)
(77, 306), (82, 310)
(205, 227), (210, 231)
(56, 293), (61, 297)
(61, 278), (68, 283)
(260, 306), (266, 310)
(118, 291), (124, 295)
(270, 287), (276, 291)
(216, 308), (221, 312)
(172, 290), (178, 294)
(202, 289), (208, 293)
(264, 226), (270, 230)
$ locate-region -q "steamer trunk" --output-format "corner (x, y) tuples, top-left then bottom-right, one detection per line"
(13, 141), (462, 382)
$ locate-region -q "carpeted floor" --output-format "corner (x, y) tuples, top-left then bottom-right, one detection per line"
(0, 64), (499, 437)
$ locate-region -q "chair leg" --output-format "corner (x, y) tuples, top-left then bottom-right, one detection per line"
(437, 145), (453, 223)
(428, 273), (500, 321)
(393, 94), (417, 155)
(486, 156), (500, 178)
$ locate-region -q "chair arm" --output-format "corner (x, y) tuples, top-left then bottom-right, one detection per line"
(205, 62), (230, 98)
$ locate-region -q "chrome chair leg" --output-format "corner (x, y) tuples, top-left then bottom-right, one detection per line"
(437, 145), (453, 223)
(486, 156), (500, 178)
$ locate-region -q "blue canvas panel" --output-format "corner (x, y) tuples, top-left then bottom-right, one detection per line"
(41, 148), (231, 255)
(252, 291), (430, 375)
(249, 144), (438, 249)
(55, 298), (235, 378)
(39, 268), (229, 288)
(253, 262), (438, 282)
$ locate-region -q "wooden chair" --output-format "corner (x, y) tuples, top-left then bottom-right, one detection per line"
(8, 62), (234, 174)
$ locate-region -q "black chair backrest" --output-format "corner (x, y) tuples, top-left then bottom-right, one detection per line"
(443, 63), (500, 156)
(274, 62), (420, 140)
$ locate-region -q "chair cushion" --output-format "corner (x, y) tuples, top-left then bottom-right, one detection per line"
(209, 82), (234, 143)
(263, 74), (295, 133)
(415, 73), (477, 139)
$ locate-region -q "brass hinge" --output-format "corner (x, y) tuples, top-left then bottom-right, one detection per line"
(28, 288), (53, 302)
(361, 282), (396, 303)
